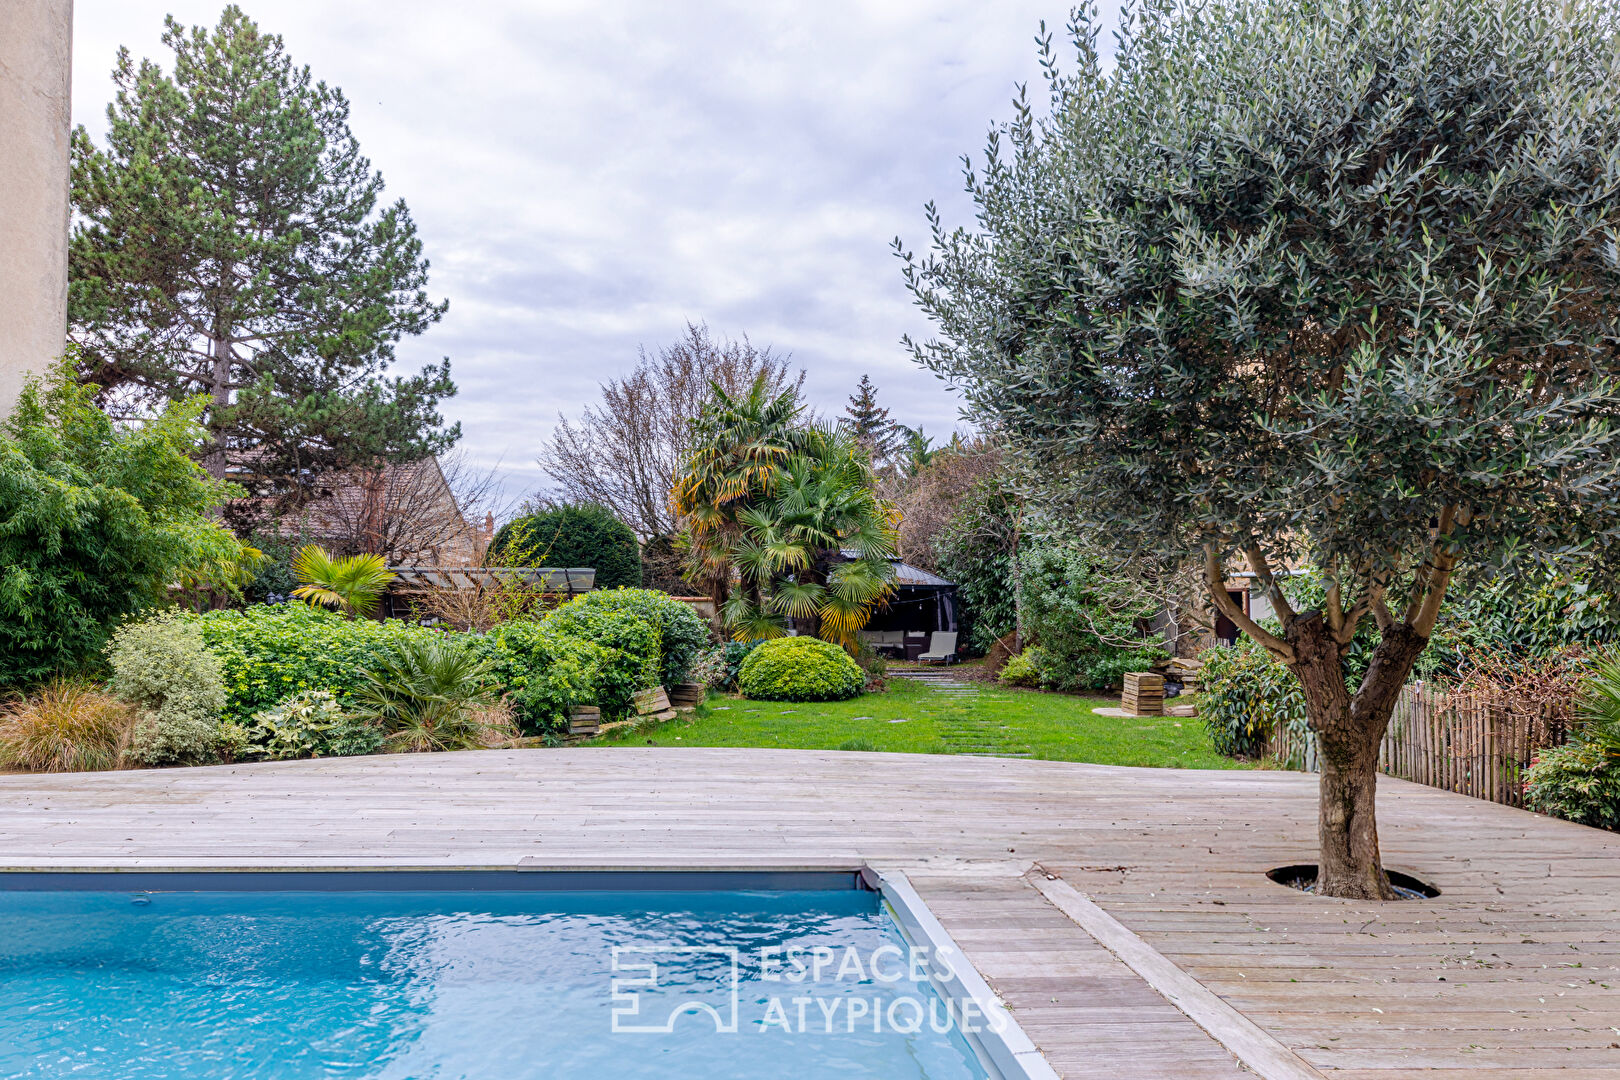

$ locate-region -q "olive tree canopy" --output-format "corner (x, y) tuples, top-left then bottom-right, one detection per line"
(900, 0), (1620, 897)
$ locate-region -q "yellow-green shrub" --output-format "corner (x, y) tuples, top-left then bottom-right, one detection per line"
(737, 637), (864, 702)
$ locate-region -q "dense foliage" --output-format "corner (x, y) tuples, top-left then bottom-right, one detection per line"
(187, 604), (441, 723)
(243, 690), (382, 761)
(737, 637), (865, 702)
(1524, 743), (1620, 832)
(70, 5), (455, 509)
(674, 378), (897, 646)
(491, 503), (643, 590)
(931, 477), (1020, 654)
(107, 614), (230, 766)
(0, 371), (244, 685)
(1199, 643), (1308, 761)
(540, 598), (662, 715)
(542, 589), (709, 687)
(900, 0), (1620, 899)
(472, 619), (607, 736)
(1016, 545), (1165, 690)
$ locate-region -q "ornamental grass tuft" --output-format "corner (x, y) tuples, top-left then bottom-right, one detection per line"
(0, 681), (135, 773)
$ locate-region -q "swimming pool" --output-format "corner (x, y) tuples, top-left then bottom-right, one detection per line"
(0, 870), (1041, 1080)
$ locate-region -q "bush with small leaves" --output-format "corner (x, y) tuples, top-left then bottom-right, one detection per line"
(997, 648), (1046, 689)
(472, 619), (609, 735)
(107, 613), (229, 766)
(245, 690), (383, 761)
(540, 599), (662, 716)
(188, 604), (442, 723)
(737, 637), (864, 702)
(1524, 743), (1620, 832)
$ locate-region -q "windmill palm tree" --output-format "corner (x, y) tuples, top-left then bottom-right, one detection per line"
(673, 376), (810, 612)
(290, 545), (396, 619)
(700, 425), (898, 646)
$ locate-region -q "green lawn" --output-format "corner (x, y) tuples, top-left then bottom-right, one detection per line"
(595, 678), (1251, 769)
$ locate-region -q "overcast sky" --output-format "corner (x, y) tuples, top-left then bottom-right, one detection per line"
(72, 1), (1120, 504)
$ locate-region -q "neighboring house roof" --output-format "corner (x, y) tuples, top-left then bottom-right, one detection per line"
(838, 549), (954, 588)
(228, 452), (491, 565)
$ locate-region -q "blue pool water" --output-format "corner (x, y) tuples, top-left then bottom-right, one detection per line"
(0, 887), (991, 1080)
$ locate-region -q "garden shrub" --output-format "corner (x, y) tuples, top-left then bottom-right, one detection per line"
(1017, 544), (1166, 690)
(541, 596), (662, 715)
(998, 647), (1046, 688)
(737, 637), (864, 702)
(545, 589), (709, 687)
(490, 503), (642, 589)
(0, 368), (246, 684)
(1524, 742), (1620, 831)
(0, 680), (134, 772)
(244, 690), (383, 761)
(473, 619), (609, 735)
(351, 635), (503, 753)
(1199, 642), (1306, 760)
(107, 614), (230, 766)
(187, 604), (440, 723)
(688, 640), (765, 692)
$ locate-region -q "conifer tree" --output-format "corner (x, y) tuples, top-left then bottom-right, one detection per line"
(69, 6), (456, 520)
(844, 374), (895, 462)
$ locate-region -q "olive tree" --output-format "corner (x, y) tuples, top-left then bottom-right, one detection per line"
(899, 0), (1620, 898)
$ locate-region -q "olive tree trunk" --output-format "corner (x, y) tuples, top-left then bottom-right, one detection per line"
(1285, 615), (1428, 900)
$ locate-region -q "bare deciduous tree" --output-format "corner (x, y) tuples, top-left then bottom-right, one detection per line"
(539, 323), (803, 541)
(292, 450), (512, 565)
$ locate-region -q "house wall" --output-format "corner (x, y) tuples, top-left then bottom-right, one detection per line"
(0, 0), (73, 417)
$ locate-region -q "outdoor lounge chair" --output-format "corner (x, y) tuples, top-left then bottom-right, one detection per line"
(917, 632), (958, 665)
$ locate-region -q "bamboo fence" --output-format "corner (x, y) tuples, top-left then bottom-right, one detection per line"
(1269, 684), (1571, 808)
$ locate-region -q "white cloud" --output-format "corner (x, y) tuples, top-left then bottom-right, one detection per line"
(72, 0), (1121, 502)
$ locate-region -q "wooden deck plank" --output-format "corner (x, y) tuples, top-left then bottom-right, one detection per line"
(0, 748), (1616, 1075)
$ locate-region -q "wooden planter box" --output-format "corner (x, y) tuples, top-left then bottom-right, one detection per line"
(1120, 672), (1164, 716)
(567, 706), (601, 736)
(668, 682), (705, 708)
(633, 687), (672, 716)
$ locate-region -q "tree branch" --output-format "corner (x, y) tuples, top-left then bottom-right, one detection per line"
(1401, 504), (1458, 637)
(1244, 543), (1296, 629)
(1205, 545), (1294, 661)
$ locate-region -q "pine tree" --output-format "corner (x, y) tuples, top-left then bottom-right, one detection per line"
(844, 374), (894, 461)
(69, 6), (456, 521)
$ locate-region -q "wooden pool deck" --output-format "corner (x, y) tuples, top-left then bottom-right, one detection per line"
(0, 748), (1616, 1078)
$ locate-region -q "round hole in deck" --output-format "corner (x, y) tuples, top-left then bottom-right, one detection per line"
(1266, 864), (1439, 899)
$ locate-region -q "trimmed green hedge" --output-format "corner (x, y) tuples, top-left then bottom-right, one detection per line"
(737, 637), (864, 702)
(544, 589), (710, 688)
(187, 605), (439, 725)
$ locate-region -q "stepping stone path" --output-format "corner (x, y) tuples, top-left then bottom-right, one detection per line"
(889, 670), (1032, 758)
(888, 669), (978, 694)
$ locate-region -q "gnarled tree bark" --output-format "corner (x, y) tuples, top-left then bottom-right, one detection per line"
(1204, 532), (1453, 901)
